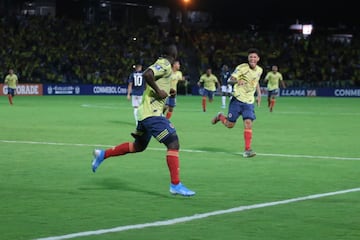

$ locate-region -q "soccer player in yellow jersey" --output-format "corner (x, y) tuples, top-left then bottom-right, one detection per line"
(197, 67), (220, 112)
(4, 69), (18, 105)
(163, 60), (185, 119)
(92, 44), (195, 197)
(264, 65), (285, 112)
(211, 48), (263, 158)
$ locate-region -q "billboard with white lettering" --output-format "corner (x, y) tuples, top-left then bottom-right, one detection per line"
(1, 84), (359, 97)
(0, 84), (43, 96)
(279, 88), (360, 97)
(193, 86), (359, 97)
(43, 84), (128, 95)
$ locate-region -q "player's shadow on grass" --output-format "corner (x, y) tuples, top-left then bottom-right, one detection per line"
(108, 120), (134, 126)
(196, 147), (228, 153)
(195, 147), (243, 157)
(83, 177), (175, 199)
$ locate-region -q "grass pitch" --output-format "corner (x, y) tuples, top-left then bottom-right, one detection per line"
(1, 95), (359, 240)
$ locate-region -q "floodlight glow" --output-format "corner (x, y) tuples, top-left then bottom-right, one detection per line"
(302, 24), (313, 35)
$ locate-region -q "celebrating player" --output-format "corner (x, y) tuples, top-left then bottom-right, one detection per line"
(163, 60), (185, 119)
(211, 48), (263, 158)
(197, 67), (220, 112)
(264, 65), (285, 112)
(4, 68), (18, 105)
(92, 43), (195, 197)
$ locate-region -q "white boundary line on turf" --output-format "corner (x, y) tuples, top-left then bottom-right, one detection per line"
(80, 103), (360, 116)
(274, 111), (360, 116)
(81, 104), (129, 110)
(1, 140), (360, 161)
(34, 187), (360, 240)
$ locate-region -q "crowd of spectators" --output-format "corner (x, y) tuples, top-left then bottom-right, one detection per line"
(191, 27), (360, 88)
(1, 14), (360, 88)
(0, 15), (187, 85)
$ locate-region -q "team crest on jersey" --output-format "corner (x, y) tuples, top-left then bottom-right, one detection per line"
(154, 64), (162, 70)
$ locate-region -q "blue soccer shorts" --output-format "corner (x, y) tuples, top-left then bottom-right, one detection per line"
(136, 116), (176, 143)
(227, 97), (256, 122)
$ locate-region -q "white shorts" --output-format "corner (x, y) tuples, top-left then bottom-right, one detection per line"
(132, 95), (142, 107)
(221, 85), (232, 94)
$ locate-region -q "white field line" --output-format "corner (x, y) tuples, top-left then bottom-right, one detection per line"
(34, 187), (360, 240)
(274, 111), (360, 116)
(81, 104), (124, 109)
(81, 103), (206, 112)
(1, 139), (358, 239)
(80, 104), (360, 115)
(1, 140), (360, 161)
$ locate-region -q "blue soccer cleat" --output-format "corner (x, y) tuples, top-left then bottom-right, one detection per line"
(170, 182), (195, 197)
(92, 149), (105, 173)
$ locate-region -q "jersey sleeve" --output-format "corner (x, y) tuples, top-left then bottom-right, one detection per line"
(231, 65), (242, 80)
(199, 75), (204, 83)
(149, 60), (168, 79)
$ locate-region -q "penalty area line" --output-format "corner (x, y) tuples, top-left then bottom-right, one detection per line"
(34, 187), (360, 240)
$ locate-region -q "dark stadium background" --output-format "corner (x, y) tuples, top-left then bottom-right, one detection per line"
(1, 0), (359, 88)
(59, 0), (359, 26)
(2, 0), (359, 26)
